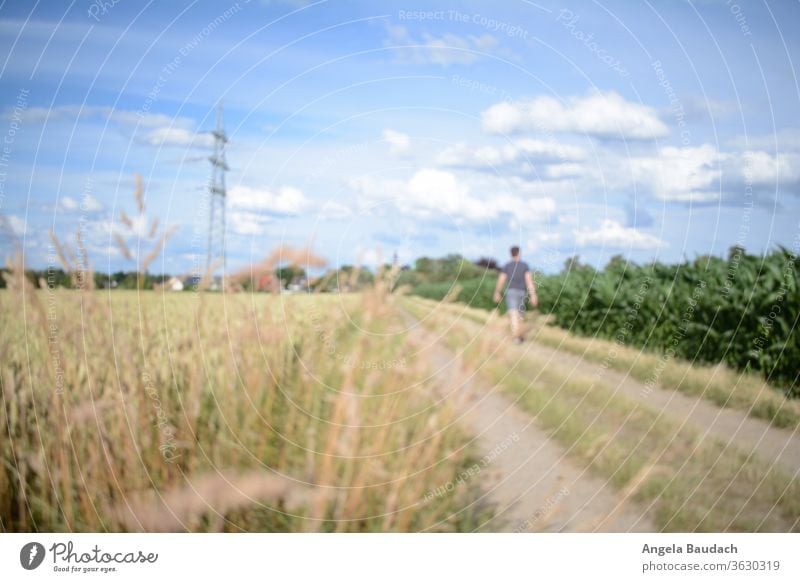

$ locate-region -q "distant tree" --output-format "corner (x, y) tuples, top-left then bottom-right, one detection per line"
(475, 257), (500, 271)
(414, 257), (434, 274)
(276, 265), (306, 288)
(312, 265), (373, 292)
(604, 254), (630, 276)
(562, 255), (591, 274)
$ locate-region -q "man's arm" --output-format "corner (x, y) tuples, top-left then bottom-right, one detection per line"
(493, 272), (507, 304)
(525, 271), (538, 308)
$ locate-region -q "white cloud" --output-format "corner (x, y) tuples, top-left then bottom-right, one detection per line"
(142, 126), (215, 148)
(16, 105), (190, 130)
(350, 168), (555, 224)
(740, 150), (800, 186)
(4, 215), (27, 236)
(13, 105), (96, 124)
(385, 24), (500, 66)
(526, 231), (561, 251)
(575, 219), (665, 249)
(482, 91), (669, 140)
(228, 210), (272, 236)
(61, 196), (78, 210)
(317, 200), (352, 220)
(629, 144), (722, 202)
(544, 163), (584, 180)
(437, 139), (587, 183)
(82, 194), (103, 211)
(60, 193), (102, 212)
(224, 185), (310, 235)
(228, 185), (309, 215)
(383, 129), (411, 156)
(12, 105), (214, 150)
(438, 138), (585, 172)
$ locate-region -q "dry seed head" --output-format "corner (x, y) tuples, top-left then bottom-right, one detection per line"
(113, 232), (133, 261)
(134, 173), (144, 214)
(147, 216), (159, 239)
(119, 210), (134, 230)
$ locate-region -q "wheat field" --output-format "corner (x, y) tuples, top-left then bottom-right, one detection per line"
(0, 268), (489, 532)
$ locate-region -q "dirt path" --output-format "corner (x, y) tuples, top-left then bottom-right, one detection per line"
(419, 300), (800, 477)
(402, 310), (656, 532)
(510, 318), (800, 478)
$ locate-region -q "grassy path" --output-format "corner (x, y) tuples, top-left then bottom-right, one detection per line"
(401, 296), (800, 531)
(422, 300), (800, 477)
(401, 308), (656, 532)
(412, 298), (800, 475)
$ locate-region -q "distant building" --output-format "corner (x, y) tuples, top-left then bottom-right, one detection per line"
(166, 276), (184, 291)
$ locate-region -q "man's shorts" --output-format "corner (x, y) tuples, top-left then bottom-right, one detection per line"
(505, 288), (526, 313)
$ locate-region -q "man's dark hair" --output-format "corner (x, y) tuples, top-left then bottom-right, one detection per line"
(510, 246), (520, 258)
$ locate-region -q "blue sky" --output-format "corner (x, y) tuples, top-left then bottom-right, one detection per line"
(1, 0), (799, 276)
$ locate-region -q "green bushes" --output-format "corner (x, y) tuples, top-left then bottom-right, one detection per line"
(406, 254), (508, 311)
(536, 249), (799, 393)
(411, 276), (503, 312)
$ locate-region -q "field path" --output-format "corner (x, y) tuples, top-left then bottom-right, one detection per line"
(401, 310), (656, 532)
(416, 300), (800, 477)
(514, 322), (800, 478)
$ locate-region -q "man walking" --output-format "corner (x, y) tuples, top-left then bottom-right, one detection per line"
(493, 246), (538, 343)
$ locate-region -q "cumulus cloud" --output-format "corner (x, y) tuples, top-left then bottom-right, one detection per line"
(60, 193), (102, 212)
(350, 168), (555, 224)
(437, 139), (588, 183)
(228, 185), (309, 215)
(385, 24), (500, 66)
(382, 129), (411, 156)
(438, 138), (585, 172)
(318, 200), (352, 220)
(628, 144), (723, 202)
(12, 105), (214, 149)
(2, 215), (27, 237)
(740, 150), (800, 186)
(16, 105), (187, 129)
(543, 163), (584, 180)
(482, 91), (669, 140)
(226, 185), (310, 235)
(61, 196), (78, 210)
(628, 144), (800, 202)
(142, 126), (215, 148)
(228, 210), (271, 236)
(83, 194), (103, 211)
(526, 231), (561, 251)
(575, 219), (665, 249)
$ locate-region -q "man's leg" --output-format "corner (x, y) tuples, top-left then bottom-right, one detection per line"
(510, 309), (522, 339)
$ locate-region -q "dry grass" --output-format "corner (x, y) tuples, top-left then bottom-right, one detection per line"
(0, 282), (492, 532)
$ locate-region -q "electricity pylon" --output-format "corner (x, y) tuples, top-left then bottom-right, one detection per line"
(206, 102), (228, 282)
